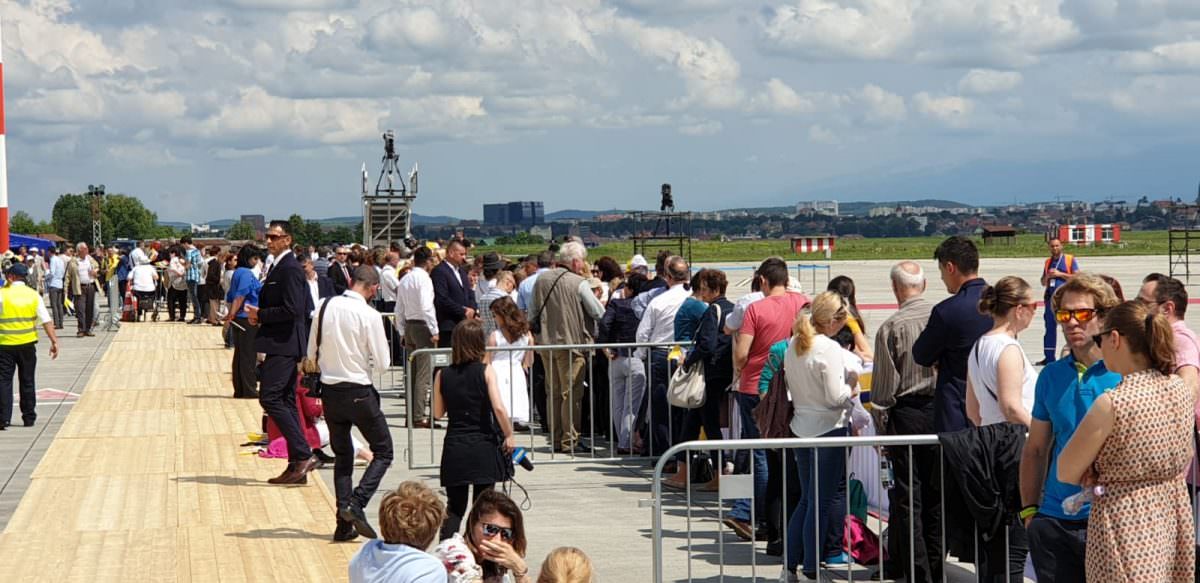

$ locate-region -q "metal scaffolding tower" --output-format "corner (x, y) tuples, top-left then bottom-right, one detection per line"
(87, 184), (105, 249)
(362, 130), (418, 247)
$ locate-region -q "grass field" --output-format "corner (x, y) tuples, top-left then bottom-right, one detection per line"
(473, 231), (1171, 263)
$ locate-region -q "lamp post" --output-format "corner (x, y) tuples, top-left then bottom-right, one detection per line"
(87, 184), (105, 249)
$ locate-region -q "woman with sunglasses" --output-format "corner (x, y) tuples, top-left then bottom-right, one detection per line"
(1058, 300), (1195, 582)
(463, 490), (530, 582)
(964, 275), (1036, 580)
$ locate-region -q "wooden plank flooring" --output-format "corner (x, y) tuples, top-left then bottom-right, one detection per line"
(0, 325), (356, 581)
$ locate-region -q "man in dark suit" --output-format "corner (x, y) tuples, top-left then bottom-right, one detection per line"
(247, 220), (318, 485)
(329, 246), (352, 296)
(431, 240), (476, 347)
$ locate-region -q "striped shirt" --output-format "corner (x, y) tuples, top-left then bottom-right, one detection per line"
(870, 296), (936, 411)
(185, 247), (203, 282)
(478, 285), (509, 338)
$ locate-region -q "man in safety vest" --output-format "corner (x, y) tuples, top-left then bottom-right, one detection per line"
(1039, 237), (1079, 365)
(0, 263), (60, 430)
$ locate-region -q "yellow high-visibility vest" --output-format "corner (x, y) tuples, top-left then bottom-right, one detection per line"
(0, 285), (41, 346)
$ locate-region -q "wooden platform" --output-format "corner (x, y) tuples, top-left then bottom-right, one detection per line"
(0, 325), (355, 581)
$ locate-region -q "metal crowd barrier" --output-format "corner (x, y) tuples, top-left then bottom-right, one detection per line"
(402, 340), (690, 470)
(649, 435), (1032, 583)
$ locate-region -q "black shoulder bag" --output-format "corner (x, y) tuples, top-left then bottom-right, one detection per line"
(300, 297), (334, 397)
(528, 270), (570, 335)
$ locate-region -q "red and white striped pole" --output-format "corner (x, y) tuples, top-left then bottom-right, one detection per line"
(0, 16), (9, 252)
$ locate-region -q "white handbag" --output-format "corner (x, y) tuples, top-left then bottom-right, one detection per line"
(667, 305), (721, 409)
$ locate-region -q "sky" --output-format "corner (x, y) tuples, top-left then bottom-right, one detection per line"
(5, 0), (1200, 223)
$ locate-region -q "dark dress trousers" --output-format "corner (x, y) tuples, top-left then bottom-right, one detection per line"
(431, 261), (476, 348)
(254, 252), (317, 463)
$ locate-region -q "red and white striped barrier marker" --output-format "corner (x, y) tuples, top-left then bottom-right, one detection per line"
(792, 236), (835, 257)
(0, 17), (9, 252)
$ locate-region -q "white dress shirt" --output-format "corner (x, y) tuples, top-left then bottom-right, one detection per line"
(130, 247), (149, 267)
(308, 290), (391, 386)
(636, 283), (690, 345)
(380, 264), (400, 303)
(131, 265), (158, 292)
(0, 282), (52, 325)
(307, 279), (321, 318)
(76, 256), (97, 285)
(394, 266), (438, 337)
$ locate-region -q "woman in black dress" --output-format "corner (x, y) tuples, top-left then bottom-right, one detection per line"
(434, 318), (516, 540)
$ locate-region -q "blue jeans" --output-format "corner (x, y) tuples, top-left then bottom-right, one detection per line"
(787, 427), (848, 573)
(729, 392), (769, 523)
(186, 281), (201, 321)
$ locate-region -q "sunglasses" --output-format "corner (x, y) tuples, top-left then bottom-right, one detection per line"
(1092, 329), (1115, 347)
(481, 522), (514, 541)
(1055, 308), (1100, 324)
(265, 233), (285, 241)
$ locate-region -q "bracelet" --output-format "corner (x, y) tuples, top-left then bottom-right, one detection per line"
(1019, 505), (1038, 520)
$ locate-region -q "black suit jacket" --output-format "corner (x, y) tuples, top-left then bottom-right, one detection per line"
(432, 261), (476, 334)
(316, 275), (335, 299)
(253, 252), (314, 358)
(329, 261), (351, 296)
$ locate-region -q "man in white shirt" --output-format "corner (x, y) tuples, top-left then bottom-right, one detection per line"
(308, 265), (393, 543)
(130, 242), (149, 269)
(68, 243), (99, 337)
(395, 246), (440, 428)
(130, 261), (159, 320)
(46, 247), (67, 329)
(634, 255), (691, 456)
(378, 251), (403, 365)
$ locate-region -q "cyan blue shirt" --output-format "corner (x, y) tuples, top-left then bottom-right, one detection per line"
(1031, 353), (1121, 520)
(673, 297), (708, 342)
(226, 267), (261, 319)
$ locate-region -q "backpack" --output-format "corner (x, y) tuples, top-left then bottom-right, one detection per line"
(843, 514), (886, 565)
(753, 359), (793, 439)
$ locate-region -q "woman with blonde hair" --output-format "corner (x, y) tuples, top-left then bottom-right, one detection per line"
(349, 480), (447, 583)
(537, 547), (593, 583)
(1059, 300), (1195, 581)
(782, 291), (857, 580)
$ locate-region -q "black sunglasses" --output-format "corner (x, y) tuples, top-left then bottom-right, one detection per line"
(1092, 329), (1115, 347)
(481, 522), (514, 541)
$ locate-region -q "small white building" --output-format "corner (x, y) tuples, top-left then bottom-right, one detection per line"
(796, 200), (839, 216)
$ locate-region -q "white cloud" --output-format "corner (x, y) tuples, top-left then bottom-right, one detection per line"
(611, 16), (744, 109)
(913, 92), (975, 128)
(748, 78), (841, 114)
(958, 69), (1023, 94)
(855, 84), (907, 124)
(761, 0), (1078, 66)
(808, 125), (838, 144)
(678, 120), (723, 135)
(1116, 41), (1200, 73)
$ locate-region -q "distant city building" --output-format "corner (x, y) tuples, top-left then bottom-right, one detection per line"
(190, 224), (216, 235)
(240, 214), (265, 232)
(483, 201), (545, 227)
(795, 200), (839, 216)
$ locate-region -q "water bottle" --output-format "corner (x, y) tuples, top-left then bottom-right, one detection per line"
(879, 453), (895, 490)
(1062, 485), (1105, 515)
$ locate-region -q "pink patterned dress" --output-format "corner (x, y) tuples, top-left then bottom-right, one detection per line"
(1086, 369), (1195, 582)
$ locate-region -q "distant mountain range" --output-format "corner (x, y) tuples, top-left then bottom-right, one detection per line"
(160, 199), (973, 229)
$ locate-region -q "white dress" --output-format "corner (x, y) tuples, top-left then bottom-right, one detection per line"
(490, 330), (531, 424)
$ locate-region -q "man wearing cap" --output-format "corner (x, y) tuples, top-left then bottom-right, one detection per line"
(0, 263), (60, 429)
(46, 248), (66, 330)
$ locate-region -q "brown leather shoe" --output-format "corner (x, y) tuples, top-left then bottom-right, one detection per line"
(267, 457), (318, 485)
(413, 419), (431, 429)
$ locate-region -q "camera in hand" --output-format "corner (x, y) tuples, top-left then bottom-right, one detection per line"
(511, 447), (534, 471)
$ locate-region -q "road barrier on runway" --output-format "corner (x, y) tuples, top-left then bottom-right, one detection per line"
(402, 340), (691, 470)
(648, 435), (1039, 583)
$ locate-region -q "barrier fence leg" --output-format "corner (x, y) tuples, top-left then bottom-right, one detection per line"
(909, 444), (916, 583)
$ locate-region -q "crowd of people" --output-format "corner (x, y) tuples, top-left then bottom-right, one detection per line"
(214, 227), (1196, 582)
(13, 222), (1199, 581)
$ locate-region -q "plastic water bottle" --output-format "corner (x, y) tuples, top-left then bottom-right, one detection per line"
(879, 453), (895, 490)
(1062, 485), (1105, 515)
